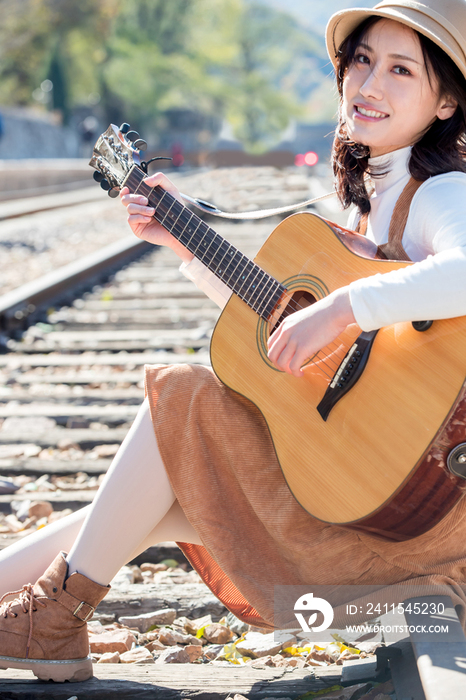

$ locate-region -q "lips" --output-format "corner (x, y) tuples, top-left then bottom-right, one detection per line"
(354, 104), (389, 119)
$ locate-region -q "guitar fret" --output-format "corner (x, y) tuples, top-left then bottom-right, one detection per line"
(122, 165), (286, 320)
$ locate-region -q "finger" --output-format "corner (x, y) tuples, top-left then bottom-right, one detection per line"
(127, 203), (155, 217)
(288, 353), (306, 378)
(128, 214), (154, 226)
(121, 193), (149, 207)
(143, 172), (178, 194)
(269, 341), (296, 373)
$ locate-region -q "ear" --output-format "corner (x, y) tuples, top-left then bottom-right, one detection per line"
(437, 95), (458, 120)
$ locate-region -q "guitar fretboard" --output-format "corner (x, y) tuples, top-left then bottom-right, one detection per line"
(124, 166), (286, 320)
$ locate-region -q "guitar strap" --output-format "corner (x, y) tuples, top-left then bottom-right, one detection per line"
(356, 177), (424, 261)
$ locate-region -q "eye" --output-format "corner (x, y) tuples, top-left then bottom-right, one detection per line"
(355, 53), (370, 65)
(393, 65), (411, 76)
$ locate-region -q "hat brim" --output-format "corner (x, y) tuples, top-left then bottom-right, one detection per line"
(326, 5), (466, 82)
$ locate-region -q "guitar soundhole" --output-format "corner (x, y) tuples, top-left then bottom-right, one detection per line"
(270, 290), (316, 332)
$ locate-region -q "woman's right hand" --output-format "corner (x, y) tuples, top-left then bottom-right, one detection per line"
(120, 172), (194, 264)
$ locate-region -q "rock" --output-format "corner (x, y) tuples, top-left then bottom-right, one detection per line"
(247, 655), (277, 669)
(93, 613), (116, 625)
(128, 565), (144, 583)
(202, 623), (233, 644)
(87, 620), (106, 635)
(28, 501), (53, 519)
(111, 566), (135, 588)
(184, 613), (212, 635)
(225, 611), (249, 636)
(158, 628), (200, 646)
(156, 644), (203, 664)
(140, 562), (168, 573)
(11, 499), (32, 521)
(203, 644), (224, 660)
(120, 647), (155, 664)
(118, 608), (177, 632)
(89, 629), (136, 654)
(145, 640), (167, 653)
(285, 656), (307, 668)
(0, 478), (20, 495)
(236, 631), (296, 659)
(93, 444), (120, 457)
(96, 651), (120, 664)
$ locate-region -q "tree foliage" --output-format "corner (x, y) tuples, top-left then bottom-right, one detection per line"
(0, 0), (330, 151)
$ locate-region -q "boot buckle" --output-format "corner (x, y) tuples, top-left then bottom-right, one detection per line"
(73, 601), (95, 622)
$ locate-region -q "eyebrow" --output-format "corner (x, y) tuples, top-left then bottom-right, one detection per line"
(357, 41), (422, 65)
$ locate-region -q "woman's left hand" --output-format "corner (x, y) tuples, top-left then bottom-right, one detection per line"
(267, 287), (356, 377)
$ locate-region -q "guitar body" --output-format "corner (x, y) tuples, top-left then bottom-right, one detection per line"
(210, 212), (466, 540)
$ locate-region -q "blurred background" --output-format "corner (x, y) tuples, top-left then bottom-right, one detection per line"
(0, 0), (373, 167)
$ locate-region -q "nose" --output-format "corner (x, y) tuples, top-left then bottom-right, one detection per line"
(359, 67), (384, 101)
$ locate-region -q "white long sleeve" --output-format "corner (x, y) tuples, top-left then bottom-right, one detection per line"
(180, 257), (231, 310)
(347, 149), (466, 331)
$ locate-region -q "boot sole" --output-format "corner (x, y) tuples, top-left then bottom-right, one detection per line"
(0, 654), (93, 682)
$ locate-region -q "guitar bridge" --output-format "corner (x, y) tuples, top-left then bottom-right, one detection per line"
(317, 330), (378, 421)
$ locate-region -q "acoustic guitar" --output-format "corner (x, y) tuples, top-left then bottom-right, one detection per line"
(90, 123), (466, 541)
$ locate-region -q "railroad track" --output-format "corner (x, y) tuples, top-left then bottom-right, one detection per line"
(1, 182), (466, 699)
(0, 209), (272, 528)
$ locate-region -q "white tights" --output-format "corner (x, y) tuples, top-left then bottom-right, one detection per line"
(0, 399), (202, 590)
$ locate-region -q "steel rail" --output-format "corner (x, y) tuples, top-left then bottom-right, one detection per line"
(0, 235), (152, 336)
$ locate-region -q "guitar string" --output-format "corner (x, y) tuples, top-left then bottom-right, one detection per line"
(132, 175), (351, 379)
(128, 173), (352, 378)
(127, 174), (350, 378)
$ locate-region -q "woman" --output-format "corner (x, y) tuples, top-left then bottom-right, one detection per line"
(2, 0), (466, 683)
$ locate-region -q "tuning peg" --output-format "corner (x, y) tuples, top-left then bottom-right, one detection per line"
(119, 123), (131, 134)
(126, 130), (140, 142)
(108, 188), (120, 198)
(93, 171), (104, 183)
(134, 139), (148, 151)
(100, 179), (111, 191)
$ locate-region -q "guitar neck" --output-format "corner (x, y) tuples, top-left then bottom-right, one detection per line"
(123, 166), (286, 320)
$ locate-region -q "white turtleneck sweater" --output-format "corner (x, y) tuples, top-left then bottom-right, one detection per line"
(180, 146), (466, 331)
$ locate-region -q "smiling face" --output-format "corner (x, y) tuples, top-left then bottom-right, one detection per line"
(341, 19), (457, 157)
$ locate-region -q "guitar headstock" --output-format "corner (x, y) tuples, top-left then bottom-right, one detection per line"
(89, 123), (147, 198)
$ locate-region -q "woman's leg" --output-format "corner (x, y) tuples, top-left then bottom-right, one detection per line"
(0, 398), (202, 592)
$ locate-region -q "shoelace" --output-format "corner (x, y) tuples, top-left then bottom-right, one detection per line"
(0, 584), (47, 658)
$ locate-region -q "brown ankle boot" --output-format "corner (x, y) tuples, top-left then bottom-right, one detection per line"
(0, 551), (110, 682)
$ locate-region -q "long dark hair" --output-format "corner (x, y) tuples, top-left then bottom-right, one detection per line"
(332, 17), (466, 214)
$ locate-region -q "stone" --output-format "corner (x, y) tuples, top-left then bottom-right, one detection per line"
(140, 562), (168, 573)
(28, 501), (53, 519)
(120, 647), (155, 664)
(236, 631), (297, 659)
(0, 478), (20, 495)
(203, 644), (224, 661)
(118, 608), (177, 632)
(225, 611), (249, 636)
(110, 566), (135, 587)
(156, 644), (203, 664)
(145, 640), (167, 653)
(158, 628), (200, 646)
(128, 565), (144, 583)
(89, 629), (136, 654)
(96, 651), (120, 664)
(87, 620), (106, 635)
(184, 613), (212, 635)
(202, 623), (234, 645)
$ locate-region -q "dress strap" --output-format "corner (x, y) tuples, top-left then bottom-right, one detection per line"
(355, 177), (424, 262)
